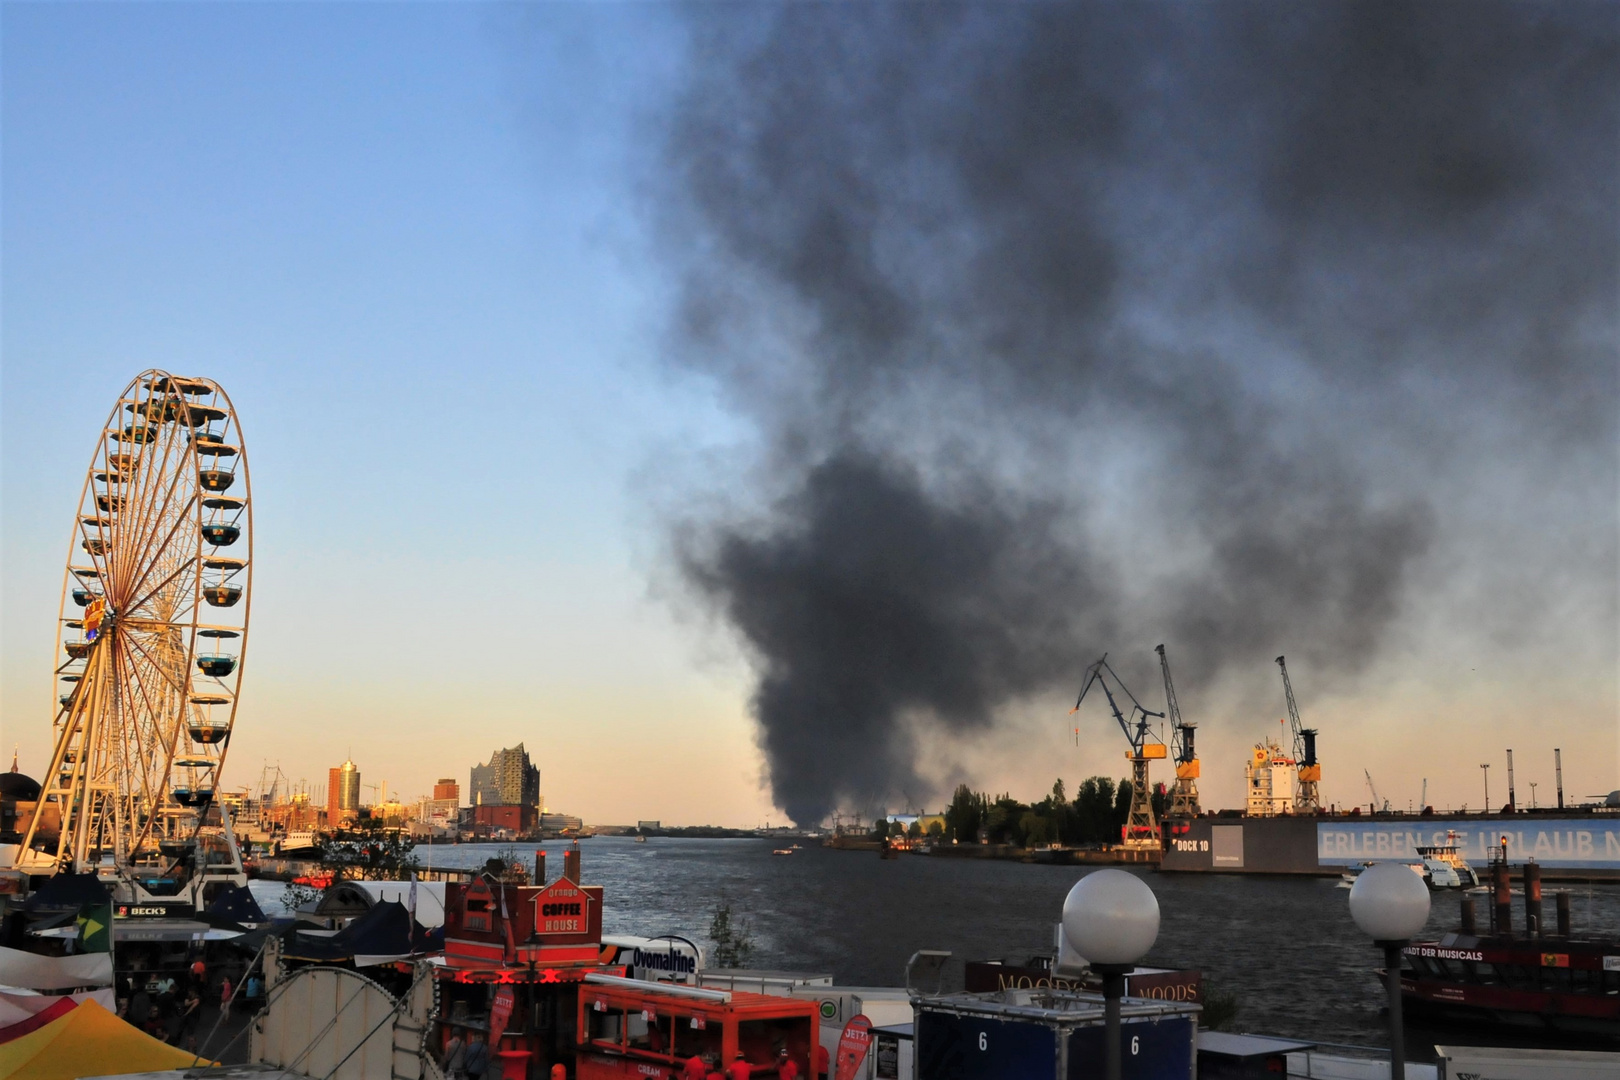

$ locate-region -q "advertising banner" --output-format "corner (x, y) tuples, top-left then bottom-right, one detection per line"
(1317, 819), (1620, 869)
(833, 1015), (872, 1080)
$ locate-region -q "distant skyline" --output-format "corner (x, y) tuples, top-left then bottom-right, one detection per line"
(3, 4), (1615, 826)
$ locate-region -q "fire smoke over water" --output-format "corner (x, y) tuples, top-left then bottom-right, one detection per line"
(651, 3), (1618, 826)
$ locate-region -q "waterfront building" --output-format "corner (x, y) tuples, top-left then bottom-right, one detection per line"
(469, 743), (540, 809)
(541, 812), (584, 833)
(327, 759), (360, 824)
(432, 778), (459, 803)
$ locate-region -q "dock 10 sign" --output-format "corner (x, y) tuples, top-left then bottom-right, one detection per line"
(1317, 819), (1620, 870)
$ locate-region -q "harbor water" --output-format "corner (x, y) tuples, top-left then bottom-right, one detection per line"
(252, 836), (1620, 1054)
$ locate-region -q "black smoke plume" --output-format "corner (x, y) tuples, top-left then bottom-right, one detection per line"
(655, 2), (1618, 826)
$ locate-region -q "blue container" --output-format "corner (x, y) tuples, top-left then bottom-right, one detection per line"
(915, 989), (1198, 1080)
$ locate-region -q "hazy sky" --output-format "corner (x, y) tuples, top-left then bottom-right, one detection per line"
(3, 3), (1616, 827)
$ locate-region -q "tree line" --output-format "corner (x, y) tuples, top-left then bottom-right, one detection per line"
(875, 777), (1168, 848)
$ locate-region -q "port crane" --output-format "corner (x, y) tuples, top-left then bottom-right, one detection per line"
(1275, 656), (1321, 813)
(1072, 654), (1168, 850)
(1156, 644), (1200, 818)
(1364, 769), (1390, 814)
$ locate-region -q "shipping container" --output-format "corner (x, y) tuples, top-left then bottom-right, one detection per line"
(914, 989), (1198, 1080)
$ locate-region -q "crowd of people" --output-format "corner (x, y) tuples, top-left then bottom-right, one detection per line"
(114, 955), (264, 1054)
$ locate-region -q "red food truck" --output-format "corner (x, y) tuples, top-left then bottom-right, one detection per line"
(577, 973), (819, 1080)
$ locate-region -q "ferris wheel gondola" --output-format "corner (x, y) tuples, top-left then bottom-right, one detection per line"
(19, 370), (252, 874)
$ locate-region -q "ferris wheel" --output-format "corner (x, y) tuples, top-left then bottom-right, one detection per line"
(20, 371), (252, 873)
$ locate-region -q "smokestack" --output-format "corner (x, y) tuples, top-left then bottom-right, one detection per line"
(535, 850), (546, 885)
(1506, 749), (1516, 811)
(1493, 860), (1512, 937)
(1460, 894), (1476, 936)
(563, 844), (581, 883)
(1555, 749), (1565, 809)
(1555, 891), (1572, 937)
(1524, 861), (1542, 937)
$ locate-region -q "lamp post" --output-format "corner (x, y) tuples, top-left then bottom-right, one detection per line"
(1480, 763), (1490, 813)
(1061, 869), (1160, 1080)
(1348, 862), (1431, 1080)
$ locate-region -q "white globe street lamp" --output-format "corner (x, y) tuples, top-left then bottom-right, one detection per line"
(1348, 862), (1431, 1080)
(1062, 870), (1160, 1080)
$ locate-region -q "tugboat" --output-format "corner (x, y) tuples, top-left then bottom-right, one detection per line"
(1400, 855), (1620, 1039)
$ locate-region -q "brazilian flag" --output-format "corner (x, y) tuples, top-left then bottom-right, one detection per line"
(76, 901), (112, 953)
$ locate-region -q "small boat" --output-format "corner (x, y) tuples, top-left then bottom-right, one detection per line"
(1415, 836), (1480, 888)
(772, 848), (794, 856)
(635, 835), (647, 844)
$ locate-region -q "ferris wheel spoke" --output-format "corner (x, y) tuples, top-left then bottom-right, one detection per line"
(115, 428), (193, 603)
(122, 554), (200, 623)
(119, 505), (196, 609)
(114, 643), (174, 818)
(113, 389), (189, 594)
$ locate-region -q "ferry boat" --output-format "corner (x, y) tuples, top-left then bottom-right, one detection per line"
(1414, 833), (1480, 888)
(1400, 867), (1620, 1039)
(1401, 931), (1620, 1039)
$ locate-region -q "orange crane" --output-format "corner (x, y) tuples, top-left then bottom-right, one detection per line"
(1276, 656), (1321, 812)
(1157, 644), (1200, 818)
(1072, 654), (1168, 850)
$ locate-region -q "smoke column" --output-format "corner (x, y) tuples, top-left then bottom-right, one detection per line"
(652, 2), (1618, 826)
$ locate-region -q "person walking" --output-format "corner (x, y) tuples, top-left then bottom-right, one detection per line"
(441, 1028), (467, 1079)
(177, 989), (203, 1053)
(728, 1051), (752, 1080)
(683, 1053), (707, 1080)
(464, 1030), (490, 1080)
(219, 974), (234, 1020)
(775, 1049), (798, 1080)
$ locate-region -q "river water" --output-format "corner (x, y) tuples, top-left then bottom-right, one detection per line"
(254, 836), (1620, 1056)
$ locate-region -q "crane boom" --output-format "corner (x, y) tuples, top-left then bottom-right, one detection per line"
(1071, 654), (1166, 849)
(1275, 656), (1321, 812)
(1364, 769), (1388, 813)
(1156, 644), (1200, 818)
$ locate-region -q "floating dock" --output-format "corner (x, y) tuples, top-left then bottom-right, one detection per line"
(1161, 812), (1620, 881)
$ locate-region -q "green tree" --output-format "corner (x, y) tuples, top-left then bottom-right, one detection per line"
(944, 784), (988, 843)
(1074, 777), (1117, 843)
(873, 817), (891, 840)
(319, 820), (420, 881)
(708, 897), (755, 968)
(984, 795), (1026, 844)
(1019, 810), (1051, 847)
(1113, 779), (1134, 840)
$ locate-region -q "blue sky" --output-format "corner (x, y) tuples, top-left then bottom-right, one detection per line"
(3, 4), (1615, 825)
(0, 3), (788, 824)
